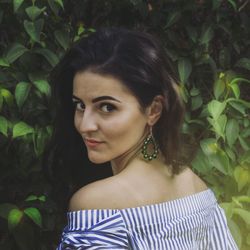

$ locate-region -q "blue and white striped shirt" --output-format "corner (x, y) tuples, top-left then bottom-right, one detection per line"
(57, 189), (238, 249)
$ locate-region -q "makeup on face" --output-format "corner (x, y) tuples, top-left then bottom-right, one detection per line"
(72, 95), (120, 114)
(72, 71), (148, 165)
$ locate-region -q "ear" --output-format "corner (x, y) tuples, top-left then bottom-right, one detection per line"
(146, 95), (164, 126)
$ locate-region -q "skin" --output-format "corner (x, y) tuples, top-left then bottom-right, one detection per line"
(69, 70), (207, 211)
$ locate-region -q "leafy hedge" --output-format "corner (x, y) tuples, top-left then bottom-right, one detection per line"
(0, 0), (249, 249)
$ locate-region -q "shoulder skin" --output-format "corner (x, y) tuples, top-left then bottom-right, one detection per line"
(68, 176), (124, 211)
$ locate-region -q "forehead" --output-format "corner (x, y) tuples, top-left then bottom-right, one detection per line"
(73, 71), (135, 101)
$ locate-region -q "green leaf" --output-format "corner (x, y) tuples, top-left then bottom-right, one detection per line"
(38, 195), (46, 202)
(33, 127), (47, 157)
(178, 58), (192, 84)
(25, 6), (46, 21)
(0, 94), (3, 110)
(240, 151), (250, 164)
(6, 43), (28, 63)
(24, 207), (42, 227)
(226, 119), (239, 147)
(227, 218), (242, 248)
(212, 147), (229, 174)
(235, 196), (250, 204)
(0, 203), (17, 219)
(200, 25), (214, 44)
(213, 78), (225, 99)
(190, 87), (200, 96)
(0, 57), (10, 67)
(220, 202), (234, 218)
(55, 0), (64, 9)
(54, 29), (70, 50)
(225, 146), (236, 161)
(232, 198), (243, 208)
(207, 100), (226, 120)
(230, 83), (240, 99)
(247, 233), (250, 245)
(239, 136), (250, 151)
(191, 95), (203, 111)
(237, 99), (250, 108)
(77, 23), (85, 36)
(242, 128), (250, 139)
(186, 25), (197, 43)
(209, 114), (227, 139)
(234, 166), (249, 191)
(25, 194), (46, 202)
(227, 0), (237, 11)
(13, 0), (24, 12)
(179, 83), (189, 103)
(230, 77), (250, 85)
(33, 80), (51, 97)
(192, 149), (212, 174)
(24, 19), (44, 42)
(46, 125), (53, 135)
(8, 208), (23, 230)
(235, 58), (250, 70)
(33, 48), (59, 67)
(25, 195), (37, 202)
(229, 101), (246, 115)
(15, 81), (31, 108)
(186, 119), (205, 127)
(229, 78), (250, 99)
(200, 138), (218, 155)
(200, 139), (229, 174)
(165, 12), (181, 28)
(1, 88), (14, 106)
(48, 0), (61, 15)
(243, 118), (250, 127)
(233, 208), (250, 225)
(0, 116), (8, 136)
(13, 121), (34, 138)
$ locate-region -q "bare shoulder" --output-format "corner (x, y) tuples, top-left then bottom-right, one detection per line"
(176, 166), (208, 193)
(68, 176), (121, 211)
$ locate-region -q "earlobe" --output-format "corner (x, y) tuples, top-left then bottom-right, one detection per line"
(147, 95), (164, 126)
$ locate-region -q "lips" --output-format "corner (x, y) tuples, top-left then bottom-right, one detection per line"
(85, 138), (103, 147)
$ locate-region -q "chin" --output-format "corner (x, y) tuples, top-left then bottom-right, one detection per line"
(87, 155), (110, 164)
(89, 159), (108, 164)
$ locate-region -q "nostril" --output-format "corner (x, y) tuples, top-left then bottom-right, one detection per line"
(79, 117), (98, 133)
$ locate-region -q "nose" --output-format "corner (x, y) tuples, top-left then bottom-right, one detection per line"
(77, 110), (98, 134)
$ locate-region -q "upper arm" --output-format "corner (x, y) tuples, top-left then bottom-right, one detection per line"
(69, 182), (103, 211)
(68, 178), (120, 211)
(68, 185), (91, 211)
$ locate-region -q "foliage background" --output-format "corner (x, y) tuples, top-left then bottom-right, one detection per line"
(0, 0), (250, 249)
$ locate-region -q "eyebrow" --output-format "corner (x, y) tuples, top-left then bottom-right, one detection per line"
(72, 95), (121, 103)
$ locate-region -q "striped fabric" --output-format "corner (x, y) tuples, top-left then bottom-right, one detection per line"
(57, 189), (238, 249)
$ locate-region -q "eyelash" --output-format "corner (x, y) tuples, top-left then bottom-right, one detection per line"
(72, 100), (116, 113)
(99, 103), (116, 113)
(72, 101), (85, 112)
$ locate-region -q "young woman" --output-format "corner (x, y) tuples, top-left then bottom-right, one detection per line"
(50, 28), (237, 249)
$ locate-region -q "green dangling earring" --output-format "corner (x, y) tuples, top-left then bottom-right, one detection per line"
(141, 128), (159, 161)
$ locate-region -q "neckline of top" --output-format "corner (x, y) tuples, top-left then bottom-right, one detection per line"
(67, 188), (216, 214)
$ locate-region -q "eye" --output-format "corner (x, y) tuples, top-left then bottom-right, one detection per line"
(99, 103), (116, 113)
(72, 100), (85, 112)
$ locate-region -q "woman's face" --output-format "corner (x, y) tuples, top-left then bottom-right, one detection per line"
(73, 71), (149, 164)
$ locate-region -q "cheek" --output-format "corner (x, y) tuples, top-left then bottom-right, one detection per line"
(103, 111), (147, 142)
(74, 113), (81, 133)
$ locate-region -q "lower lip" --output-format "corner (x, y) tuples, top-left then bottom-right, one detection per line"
(85, 140), (103, 148)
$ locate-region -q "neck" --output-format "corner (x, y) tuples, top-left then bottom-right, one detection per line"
(111, 131), (147, 175)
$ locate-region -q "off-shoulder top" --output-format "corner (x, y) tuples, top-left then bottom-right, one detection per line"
(57, 189), (238, 249)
